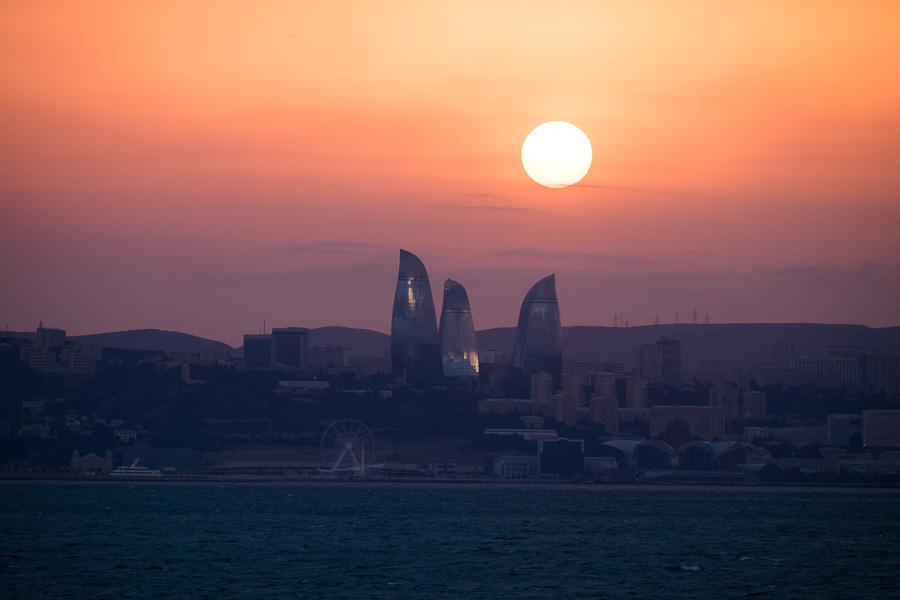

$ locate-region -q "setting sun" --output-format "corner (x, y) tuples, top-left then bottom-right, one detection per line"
(521, 121), (593, 188)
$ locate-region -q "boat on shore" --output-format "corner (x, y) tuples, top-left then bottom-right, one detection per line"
(110, 459), (162, 478)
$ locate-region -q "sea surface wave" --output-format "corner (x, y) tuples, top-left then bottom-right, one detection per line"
(2, 482), (899, 599)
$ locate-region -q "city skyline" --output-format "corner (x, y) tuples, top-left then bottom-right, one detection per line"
(2, 2), (900, 347)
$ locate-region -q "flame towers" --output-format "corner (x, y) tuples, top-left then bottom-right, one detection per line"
(391, 249), (443, 382)
(511, 274), (563, 382)
(439, 280), (479, 377)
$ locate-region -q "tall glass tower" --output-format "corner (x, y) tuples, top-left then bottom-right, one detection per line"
(390, 249), (443, 382)
(439, 279), (480, 377)
(511, 274), (563, 382)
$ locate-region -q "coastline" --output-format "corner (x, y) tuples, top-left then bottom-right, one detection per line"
(2, 473), (899, 490)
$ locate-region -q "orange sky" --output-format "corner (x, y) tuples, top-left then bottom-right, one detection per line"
(2, 1), (899, 346)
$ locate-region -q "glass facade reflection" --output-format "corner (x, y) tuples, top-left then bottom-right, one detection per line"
(439, 279), (480, 377)
(511, 274), (563, 382)
(390, 249), (443, 382)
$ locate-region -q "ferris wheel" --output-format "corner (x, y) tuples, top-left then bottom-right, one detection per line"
(320, 419), (377, 475)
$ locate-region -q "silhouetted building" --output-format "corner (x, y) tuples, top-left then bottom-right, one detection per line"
(493, 456), (539, 478)
(71, 450), (113, 473)
(773, 343), (796, 369)
(637, 337), (681, 384)
(562, 373), (586, 404)
(709, 384), (740, 421)
(869, 353), (900, 398)
(348, 353), (392, 377)
(243, 334), (274, 368)
(626, 378), (648, 409)
(827, 414), (862, 447)
(18, 324), (100, 374)
(309, 346), (348, 371)
(438, 279), (479, 377)
(590, 397), (618, 434)
(36, 322), (66, 348)
(242, 327), (309, 370)
(650, 405), (724, 440)
(272, 327), (309, 369)
(797, 357), (859, 385)
(390, 249), (442, 382)
(531, 372), (553, 402)
(511, 274), (563, 383)
(863, 410), (900, 448)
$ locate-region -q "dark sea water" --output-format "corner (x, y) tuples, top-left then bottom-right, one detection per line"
(2, 482), (899, 599)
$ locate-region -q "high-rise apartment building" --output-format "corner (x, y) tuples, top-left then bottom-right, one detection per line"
(243, 334), (274, 368)
(390, 249), (442, 382)
(531, 372), (553, 403)
(272, 327), (309, 369)
(590, 396), (619, 434)
(562, 373), (586, 405)
(36, 322), (66, 348)
(243, 328), (308, 370)
(438, 279), (479, 377)
(626, 378), (648, 409)
(658, 338), (681, 385)
(773, 343), (796, 369)
(637, 337), (681, 384)
(511, 274), (563, 383)
(709, 384), (740, 421)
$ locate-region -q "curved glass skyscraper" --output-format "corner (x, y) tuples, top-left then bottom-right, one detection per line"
(390, 249), (443, 382)
(511, 274), (563, 382)
(439, 279), (480, 377)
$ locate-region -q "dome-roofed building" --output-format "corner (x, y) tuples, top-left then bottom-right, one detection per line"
(675, 441), (752, 471)
(439, 279), (479, 377)
(599, 440), (676, 470)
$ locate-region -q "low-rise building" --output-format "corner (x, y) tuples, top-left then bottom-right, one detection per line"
(493, 456), (539, 478)
(71, 450), (113, 474)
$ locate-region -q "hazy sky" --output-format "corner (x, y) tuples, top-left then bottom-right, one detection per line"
(2, 1), (899, 346)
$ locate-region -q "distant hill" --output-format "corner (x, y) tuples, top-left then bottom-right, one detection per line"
(477, 323), (900, 369)
(70, 329), (236, 355)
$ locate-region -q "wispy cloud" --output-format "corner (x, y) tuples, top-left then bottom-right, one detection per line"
(493, 247), (666, 267)
(276, 240), (389, 255)
(456, 193), (544, 214)
(462, 192), (508, 200)
(773, 262), (897, 280)
(458, 205), (540, 213)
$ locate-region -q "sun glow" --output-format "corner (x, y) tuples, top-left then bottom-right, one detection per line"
(521, 121), (592, 188)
